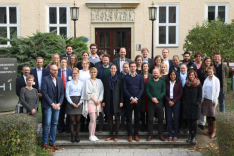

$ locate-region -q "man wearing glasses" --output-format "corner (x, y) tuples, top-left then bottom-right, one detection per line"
(88, 44), (100, 65)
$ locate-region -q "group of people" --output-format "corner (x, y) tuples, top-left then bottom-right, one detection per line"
(16, 44), (228, 150)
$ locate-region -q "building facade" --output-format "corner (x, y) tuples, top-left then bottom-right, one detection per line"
(0, 0), (233, 60)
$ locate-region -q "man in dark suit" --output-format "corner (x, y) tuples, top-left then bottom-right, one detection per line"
(60, 44), (73, 62)
(57, 57), (72, 133)
(112, 47), (131, 75)
(76, 52), (95, 70)
(41, 65), (64, 150)
(16, 65), (31, 98)
(96, 54), (111, 132)
(162, 48), (173, 73)
(30, 57), (50, 98)
(141, 48), (154, 70)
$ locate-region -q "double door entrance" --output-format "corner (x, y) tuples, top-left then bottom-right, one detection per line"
(95, 28), (131, 61)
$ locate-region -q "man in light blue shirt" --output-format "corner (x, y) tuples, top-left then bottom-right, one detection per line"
(58, 57), (72, 133)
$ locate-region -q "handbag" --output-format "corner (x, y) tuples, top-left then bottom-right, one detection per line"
(15, 87), (27, 114)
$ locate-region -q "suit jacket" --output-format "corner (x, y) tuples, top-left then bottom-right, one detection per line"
(57, 68), (72, 83)
(30, 68), (50, 91)
(165, 81), (183, 104)
(169, 60), (173, 71)
(41, 75), (64, 108)
(16, 76), (27, 97)
(95, 61), (113, 68)
(147, 58), (154, 71)
(96, 66), (109, 83)
(112, 57), (131, 75)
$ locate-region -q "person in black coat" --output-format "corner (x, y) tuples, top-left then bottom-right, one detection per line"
(60, 44), (73, 62)
(102, 64), (124, 142)
(183, 70), (202, 143)
(16, 65), (31, 98)
(182, 52), (197, 72)
(170, 55), (181, 75)
(140, 62), (153, 132)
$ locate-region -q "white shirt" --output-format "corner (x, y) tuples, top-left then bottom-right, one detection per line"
(143, 58), (149, 63)
(23, 75), (27, 85)
(163, 59), (170, 73)
(79, 70), (91, 83)
(120, 58), (125, 72)
(36, 68), (43, 90)
(170, 80), (176, 99)
(204, 80), (213, 100)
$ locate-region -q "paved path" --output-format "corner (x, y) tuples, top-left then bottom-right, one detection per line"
(53, 149), (202, 156)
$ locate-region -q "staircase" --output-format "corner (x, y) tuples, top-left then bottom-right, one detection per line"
(37, 120), (196, 149)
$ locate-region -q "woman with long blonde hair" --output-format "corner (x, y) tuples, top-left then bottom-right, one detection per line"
(46, 53), (60, 70)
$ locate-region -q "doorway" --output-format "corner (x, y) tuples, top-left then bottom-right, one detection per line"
(95, 28), (131, 61)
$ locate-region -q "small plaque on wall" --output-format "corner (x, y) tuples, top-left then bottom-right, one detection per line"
(136, 44), (141, 51)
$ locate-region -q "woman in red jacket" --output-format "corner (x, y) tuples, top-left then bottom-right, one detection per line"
(164, 70), (183, 141)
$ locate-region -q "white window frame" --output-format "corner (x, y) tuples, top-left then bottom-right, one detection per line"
(206, 4), (228, 23)
(156, 4), (179, 47)
(0, 5), (19, 47)
(47, 5), (70, 37)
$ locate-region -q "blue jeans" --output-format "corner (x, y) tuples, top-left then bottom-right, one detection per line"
(165, 100), (180, 138)
(219, 87), (226, 112)
(42, 107), (60, 145)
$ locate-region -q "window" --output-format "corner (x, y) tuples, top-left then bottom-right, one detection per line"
(47, 6), (69, 37)
(157, 5), (179, 47)
(206, 4), (228, 23)
(0, 5), (19, 46)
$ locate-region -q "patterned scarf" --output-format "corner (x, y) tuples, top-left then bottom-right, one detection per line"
(186, 78), (200, 88)
(109, 73), (118, 90)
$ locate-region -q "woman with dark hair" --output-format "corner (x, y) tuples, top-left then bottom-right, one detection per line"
(149, 55), (162, 74)
(135, 55), (143, 74)
(170, 55), (181, 74)
(164, 70), (183, 141)
(102, 64), (123, 142)
(140, 62), (153, 132)
(183, 70), (202, 143)
(201, 66), (220, 139)
(197, 56), (213, 130)
(194, 52), (203, 70)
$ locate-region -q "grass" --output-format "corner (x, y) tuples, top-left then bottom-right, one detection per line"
(38, 102), (42, 123)
(35, 137), (53, 156)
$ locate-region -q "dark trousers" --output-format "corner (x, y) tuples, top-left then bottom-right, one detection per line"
(126, 99), (141, 136)
(120, 97), (127, 128)
(59, 97), (69, 130)
(179, 103), (187, 129)
(98, 112), (104, 127)
(148, 103), (164, 136)
(165, 100), (180, 138)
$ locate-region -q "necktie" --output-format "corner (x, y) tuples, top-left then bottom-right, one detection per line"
(62, 70), (65, 89)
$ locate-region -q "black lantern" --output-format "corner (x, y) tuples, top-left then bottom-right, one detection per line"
(70, 1), (79, 38)
(148, 1), (157, 59)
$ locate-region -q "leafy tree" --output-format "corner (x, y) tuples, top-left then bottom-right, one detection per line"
(183, 18), (234, 63)
(0, 30), (89, 76)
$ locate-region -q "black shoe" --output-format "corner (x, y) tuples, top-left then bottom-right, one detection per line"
(58, 129), (65, 133)
(75, 136), (80, 143)
(71, 137), (75, 143)
(199, 125), (205, 130)
(66, 129), (70, 133)
(191, 136), (196, 144)
(141, 126), (146, 132)
(186, 135), (193, 142)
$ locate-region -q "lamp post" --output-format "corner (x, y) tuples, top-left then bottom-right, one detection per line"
(148, 1), (157, 59)
(70, 1), (79, 38)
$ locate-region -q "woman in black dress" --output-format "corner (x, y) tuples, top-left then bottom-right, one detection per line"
(102, 64), (124, 142)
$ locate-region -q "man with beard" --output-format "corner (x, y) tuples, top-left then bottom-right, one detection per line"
(146, 69), (166, 141)
(122, 61), (144, 142)
(16, 65), (31, 113)
(60, 44), (73, 62)
(41, 65), (64, 150)
(141, 48), (154, 71)
(88, 43), (100, 65)
(182, 52), (197, 72)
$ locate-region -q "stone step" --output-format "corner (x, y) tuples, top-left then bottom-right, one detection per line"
(55, 131), (190, 139)
(55, 138), (196, 149)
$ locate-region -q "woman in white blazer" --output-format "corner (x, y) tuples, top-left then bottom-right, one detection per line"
(201, 66), (220, 139)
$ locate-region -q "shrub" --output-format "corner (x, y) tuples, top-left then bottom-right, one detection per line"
(227, 78), (232, 93)
(216, 111), (234, 156)
(0, 114), (36, 156)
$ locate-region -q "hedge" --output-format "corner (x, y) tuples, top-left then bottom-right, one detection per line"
(216, 111), (234, 156)
(0, 114), (36, 156)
